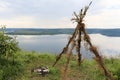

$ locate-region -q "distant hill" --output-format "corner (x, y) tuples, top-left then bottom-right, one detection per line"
(1, 28), (120, 37)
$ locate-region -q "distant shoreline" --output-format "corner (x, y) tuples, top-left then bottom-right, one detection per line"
(1, 28), (120, 37)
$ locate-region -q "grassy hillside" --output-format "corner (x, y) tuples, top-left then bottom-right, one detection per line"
(1, 51), (120, 80)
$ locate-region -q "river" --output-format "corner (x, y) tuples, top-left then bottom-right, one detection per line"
(15, 34), (120, 58)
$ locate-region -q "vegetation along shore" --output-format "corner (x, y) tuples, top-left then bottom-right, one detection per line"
(0, 28), (120, 80)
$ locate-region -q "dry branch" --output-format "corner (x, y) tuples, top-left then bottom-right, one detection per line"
(52, 1), (115, 80)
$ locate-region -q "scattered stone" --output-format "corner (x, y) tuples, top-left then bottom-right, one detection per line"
(31, 66), (49, 77)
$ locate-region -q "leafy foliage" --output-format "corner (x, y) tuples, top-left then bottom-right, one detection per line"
(0, 27), (20, 59)
(0, 27), (23, 80)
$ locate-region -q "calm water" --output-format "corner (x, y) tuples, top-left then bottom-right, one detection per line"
(16, 34), (120, 58)
(16, 34), (68, 53)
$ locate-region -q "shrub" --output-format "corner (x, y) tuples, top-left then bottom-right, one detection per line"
(0, 27), (23, 80)
(0, 27), (20, 63)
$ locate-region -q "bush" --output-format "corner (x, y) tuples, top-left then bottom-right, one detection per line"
(0, 70), (3, 80)
(0, 27), (23, 80)
(0, 27), (20, 62)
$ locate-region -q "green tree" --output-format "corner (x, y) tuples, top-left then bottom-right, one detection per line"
(0, 27), (20, 64)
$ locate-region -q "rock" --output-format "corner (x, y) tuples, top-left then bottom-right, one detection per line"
(31, 66), (49, 77)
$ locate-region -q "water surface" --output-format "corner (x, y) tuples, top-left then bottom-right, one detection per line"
(16, 34), (120, 58)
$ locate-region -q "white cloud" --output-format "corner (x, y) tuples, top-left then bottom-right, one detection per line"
(84, 0), (120, 28)
(99, 0), (120, 8)
(86, 8), (120, 28)
(35, 17), (74, 28)
(0, 16), (37, 28)
(0, 1), (11, 12)
(0, 0), (120, 28)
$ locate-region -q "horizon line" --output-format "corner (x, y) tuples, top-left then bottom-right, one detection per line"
(3, 27), (120, 29)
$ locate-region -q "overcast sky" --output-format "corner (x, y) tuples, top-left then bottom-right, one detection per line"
(0, 0), (120, 28)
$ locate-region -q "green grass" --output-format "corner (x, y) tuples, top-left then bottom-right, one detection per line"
(0, 51), (120, 80)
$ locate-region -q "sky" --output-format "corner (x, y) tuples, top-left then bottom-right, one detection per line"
(0, 0), (120, 28)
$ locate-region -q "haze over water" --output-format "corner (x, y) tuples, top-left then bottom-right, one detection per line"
(16, 34), (120, 58)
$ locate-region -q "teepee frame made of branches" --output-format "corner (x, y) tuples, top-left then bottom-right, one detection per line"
(52, 2), (115, 80)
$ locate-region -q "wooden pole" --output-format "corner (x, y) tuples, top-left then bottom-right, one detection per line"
(52, 2), (115, 80)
